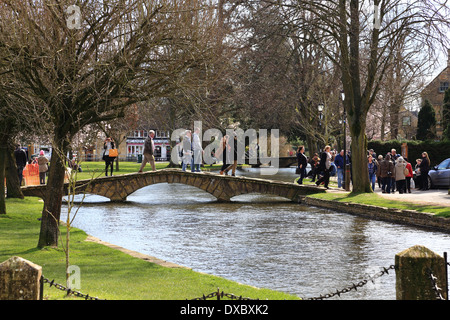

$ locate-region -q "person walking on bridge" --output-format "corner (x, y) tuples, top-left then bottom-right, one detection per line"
(181, 130), (192, 171)
(103, 137), (116, 176)
(138, 130), (156, 172)
(191, 127), (203, 172)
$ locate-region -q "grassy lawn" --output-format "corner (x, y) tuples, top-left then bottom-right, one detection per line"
(6, 162), (448, 300)
(1, 197), (299, 300)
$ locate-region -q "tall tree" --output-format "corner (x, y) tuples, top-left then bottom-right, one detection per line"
(0, 0), (218, 247)
(417, 99), (437, 140)
(442, 89), (450, 140)
(274, 0), (450, 192)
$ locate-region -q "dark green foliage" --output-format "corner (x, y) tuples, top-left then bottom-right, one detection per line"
(417, 99), (437, 140)
(442, 89), (450, 140)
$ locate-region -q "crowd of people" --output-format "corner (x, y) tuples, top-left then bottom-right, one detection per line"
(13, 144), (50, 185)
(368, 148), (431, 194)
(296, 146), (432, 193)
(176, 129), (243, 176)
(13, 133), (434, 193)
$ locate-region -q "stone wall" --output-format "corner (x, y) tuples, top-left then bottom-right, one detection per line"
(299, 196), (450, 233)
(21, 169), (324, 203)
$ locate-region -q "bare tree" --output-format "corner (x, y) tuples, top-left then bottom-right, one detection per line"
(0, 0), (219, 247)
(265, 0), (450, 192)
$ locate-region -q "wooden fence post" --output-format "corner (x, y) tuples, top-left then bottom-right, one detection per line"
(395, 245), (447, 300)
(0, 256), (42, 300)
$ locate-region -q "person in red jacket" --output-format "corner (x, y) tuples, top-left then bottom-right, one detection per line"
(404, 157), (414, 193)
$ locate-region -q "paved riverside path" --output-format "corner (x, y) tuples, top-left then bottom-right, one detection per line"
(374, 188), (450, 207)
(21, 168), (325, 202)
(325, 184), (450, 207)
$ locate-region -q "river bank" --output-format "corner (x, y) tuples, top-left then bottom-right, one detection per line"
(0, 197), (299, 300)
(303, 191), (450, 233)
(3, 167), (450, 300)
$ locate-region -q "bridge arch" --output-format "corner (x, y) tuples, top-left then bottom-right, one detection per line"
(21, 169), (324, 203)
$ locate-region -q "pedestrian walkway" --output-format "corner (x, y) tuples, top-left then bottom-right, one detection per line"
(374, 188), (450, 207)
(325, 176), (450, 207)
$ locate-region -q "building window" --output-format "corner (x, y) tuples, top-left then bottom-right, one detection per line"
(402, 116), (411, 126)
(155, 130), (167, 138)
(440, 82), (449, 93)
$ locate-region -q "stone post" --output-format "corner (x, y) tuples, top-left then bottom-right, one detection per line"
(395, 245), (447, 300)
(0, 256), (42, 300)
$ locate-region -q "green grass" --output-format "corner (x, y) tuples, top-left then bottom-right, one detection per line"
(8, 163), (448, 299)
(1, 197), (299, 300)
(307, 192), (450, 217)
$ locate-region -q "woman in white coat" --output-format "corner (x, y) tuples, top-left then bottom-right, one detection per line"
(394, 156), (407, 194)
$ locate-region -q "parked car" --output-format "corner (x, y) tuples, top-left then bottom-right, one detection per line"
(428, 158), (450, 188)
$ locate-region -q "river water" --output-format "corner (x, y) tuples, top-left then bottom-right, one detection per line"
(61, 168), (450, 300)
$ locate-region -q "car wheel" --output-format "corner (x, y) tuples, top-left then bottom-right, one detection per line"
(428, 175), (434, 189)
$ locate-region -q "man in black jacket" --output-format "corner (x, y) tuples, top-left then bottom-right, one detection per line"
(315, 146), (332, 189)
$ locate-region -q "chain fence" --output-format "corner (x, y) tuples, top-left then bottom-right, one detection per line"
(40, 276), (104, 300)
(304, 265), (396, 300)
(428, 268), (446, 301)
(190, 288), (260, 301)
(40, 261), (450, 301)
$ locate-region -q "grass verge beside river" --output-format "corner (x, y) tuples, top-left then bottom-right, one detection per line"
(4, 163), (449, 299)
(307, 192), (450, 217)
(1, 197), (299, 300)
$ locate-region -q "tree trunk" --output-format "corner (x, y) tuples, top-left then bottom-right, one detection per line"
(349, 118), (372, 193)
(6, 145), (23, 199)
(0, 146), (6, 214)
(306, 136), (315, 159)
(389, 96), (403, 140)
(37, 134), (69, 248)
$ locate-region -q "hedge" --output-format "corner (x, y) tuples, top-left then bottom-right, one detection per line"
(368, 140), (450, 167)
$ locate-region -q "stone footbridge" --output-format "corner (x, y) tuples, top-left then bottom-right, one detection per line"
(21, 169), (324, 202)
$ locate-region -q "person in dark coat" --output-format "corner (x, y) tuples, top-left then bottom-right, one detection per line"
(379, 153), (395, 193)
(418, 152), (430, 190)
(315, 146), (332, 189)
(14, 144), (28, 186)
(334, 150), (345, 188)
(138, 131), (156, 173)
(296, 146), (308, 184)
(309, 153), (320, 182)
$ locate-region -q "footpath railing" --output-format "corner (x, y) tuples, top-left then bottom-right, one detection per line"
(0, 245), (448, 300)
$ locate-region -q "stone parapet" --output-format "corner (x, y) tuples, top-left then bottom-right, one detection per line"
(22, 169), (325, 203)
(300, 196), (450, 233)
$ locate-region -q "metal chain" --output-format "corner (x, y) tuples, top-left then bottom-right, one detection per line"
(190, 288), (259, 300)
(41, 276), (104, 300)
(305, 265), (396, 300)
(427, 268), (446, 301)
(40, 262), (445, 301)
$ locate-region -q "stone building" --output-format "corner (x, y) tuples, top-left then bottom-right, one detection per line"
(420, 49), (450, 139)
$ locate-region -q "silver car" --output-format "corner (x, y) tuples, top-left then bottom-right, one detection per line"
(428, 158), (450, 188)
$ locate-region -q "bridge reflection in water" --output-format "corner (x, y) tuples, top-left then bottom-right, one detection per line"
(21, 168), (324, 203)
